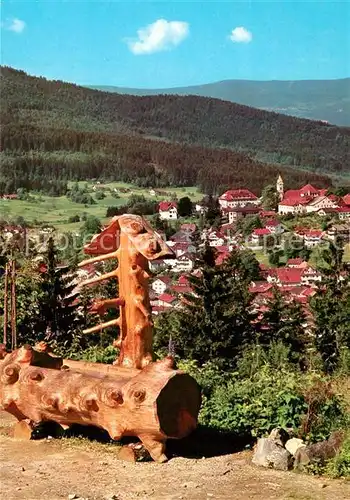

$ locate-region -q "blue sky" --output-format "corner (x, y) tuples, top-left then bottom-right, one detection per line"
(1, 1), (349, 87)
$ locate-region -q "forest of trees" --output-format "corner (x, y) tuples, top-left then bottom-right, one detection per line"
(1, 66), (348, 197)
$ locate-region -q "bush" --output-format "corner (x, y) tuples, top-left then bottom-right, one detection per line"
(68, 214), (80, 223)
(95, 191), (106, 200)
(179, 358), (348, 443)
(198, 366), (307, 439)
(326, 432), (350, 478)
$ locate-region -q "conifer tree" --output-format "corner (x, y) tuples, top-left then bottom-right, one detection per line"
(259, 287), (307, 363)
(156, 245), (256, 367)
(37, 237), (80, 344)
(310, 242), (350, 372)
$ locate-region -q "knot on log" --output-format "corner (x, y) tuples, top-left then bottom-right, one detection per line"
(102, 388), (124, 407)
(1, 363), (20, 384)
(133, 389), (146, 404)
(41, 395), (59, 411)
(28, 369), (45, 382)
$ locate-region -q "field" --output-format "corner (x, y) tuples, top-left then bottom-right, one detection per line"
(0, 182), (204, 233)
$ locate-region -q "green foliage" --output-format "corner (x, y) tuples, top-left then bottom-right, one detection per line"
(179, 357), (348, 444)
(78, 345), (118, 364)
(259, 288), (308, 364)
(154, 246), (256, 368)
(1, 67), (345, 198)
(325, 432), (350, 479)
(261, 184), (279, 210)
(178, 196), (193, 217)
(310, 247), (350, 373)
(199, 365), (307, 438)
(37, 237), (81, 344)
(237, 215), (263, 237)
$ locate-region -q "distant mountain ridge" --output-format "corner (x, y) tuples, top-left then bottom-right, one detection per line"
(91, 78), (350, 126)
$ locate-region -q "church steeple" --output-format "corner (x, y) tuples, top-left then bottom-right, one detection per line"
(276, 174), (284, 201)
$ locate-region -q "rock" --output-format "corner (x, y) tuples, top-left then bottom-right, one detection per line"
(68, 494), (78, 500)
(252, 438), (293, 471)
(118, 443), (151, 462)
(269, 428), (290, 446)
(294, 430), (345, 468)
(285, 438), (306, 456)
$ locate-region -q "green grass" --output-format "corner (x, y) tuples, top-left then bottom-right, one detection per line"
(0, 182), (204, 232)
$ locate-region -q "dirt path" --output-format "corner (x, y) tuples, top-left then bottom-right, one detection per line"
(0, 412), (349, 500)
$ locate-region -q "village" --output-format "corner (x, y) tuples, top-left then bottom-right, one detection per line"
(1, 176), (350, 329)
(141, 177), (350, 327)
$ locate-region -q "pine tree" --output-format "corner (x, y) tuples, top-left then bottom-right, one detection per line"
(310, 242), (350, 373)
(37, 237), (80, 344)
(157, 245), (256, 367)
(260, 287), (308, 362)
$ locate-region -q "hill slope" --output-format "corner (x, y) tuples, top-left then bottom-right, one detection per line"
(1, 67), (348, 195)
(92, 78), (350, 126)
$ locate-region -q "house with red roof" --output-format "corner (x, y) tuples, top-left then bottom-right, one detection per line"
(316, 207), (339, 217)
(265, 219), (284, 234)
(305, 196), (338, 214)
(159, 201), (178, 220)
(151, 276), (172, 295)
(222, 205), (260, 223)
(278, 182), (332, 215)
(266, 267), (304, 287)
(337, 206), (350, 221)
(286, 258), (308, 268)
(205, 229), (227, 247)
(219, 189), (259, 209)
(303, 229), (324, 247)
(251, 227), (271, 246)
(157, 293), (178, 308)
(170, 253), (196, 273)
(301, 266), (322, 286)
(342, 194), (350, 207)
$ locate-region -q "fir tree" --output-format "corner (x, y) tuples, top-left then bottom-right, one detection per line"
(156, 245), (255, 368)
(37, 237), (80, 344)
(310, 243), (350, 373)
(259, 287), (308, 362)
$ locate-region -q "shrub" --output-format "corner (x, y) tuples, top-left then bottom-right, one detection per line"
(326, 432), (350, 478)
(179, 358), (348, 443)
(95, 191), (106, 200)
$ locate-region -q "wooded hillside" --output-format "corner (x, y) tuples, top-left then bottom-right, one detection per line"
(1, 67), (347, 195)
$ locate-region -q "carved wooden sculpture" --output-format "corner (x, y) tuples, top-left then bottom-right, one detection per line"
(0, 215), (201, 462)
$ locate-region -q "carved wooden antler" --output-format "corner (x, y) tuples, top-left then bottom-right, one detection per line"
(79, 215), (174, 369)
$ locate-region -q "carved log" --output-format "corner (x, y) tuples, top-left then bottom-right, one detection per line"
(0, 346), (201, 462)
(79, 214), (174, 369)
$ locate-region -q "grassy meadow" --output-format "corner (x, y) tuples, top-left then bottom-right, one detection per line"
(0, 182), (204, 233)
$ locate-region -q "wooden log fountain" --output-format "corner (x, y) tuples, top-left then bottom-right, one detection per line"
(0, 215), (201, 462)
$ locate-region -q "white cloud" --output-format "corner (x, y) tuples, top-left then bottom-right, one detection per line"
(3, 18), (26, 34)
(229, 26), (252, 43)
(127, 18), (189, 55)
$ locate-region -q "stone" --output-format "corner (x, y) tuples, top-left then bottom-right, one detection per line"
(294, 430), (345, 468)
(268, 428), (290, 446)
(285, 438), (306, 456)
(68, 494), (78, 500)
(252, 438), (293, 471)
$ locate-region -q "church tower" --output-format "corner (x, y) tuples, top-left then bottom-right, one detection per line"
(276, 174), (284, 201)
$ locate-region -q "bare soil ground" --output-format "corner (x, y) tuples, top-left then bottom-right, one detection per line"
(0, 411), (349, 500)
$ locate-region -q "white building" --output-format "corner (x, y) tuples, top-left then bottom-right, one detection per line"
(159, 201), (178, 220)
(219, 189), (259, 209)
